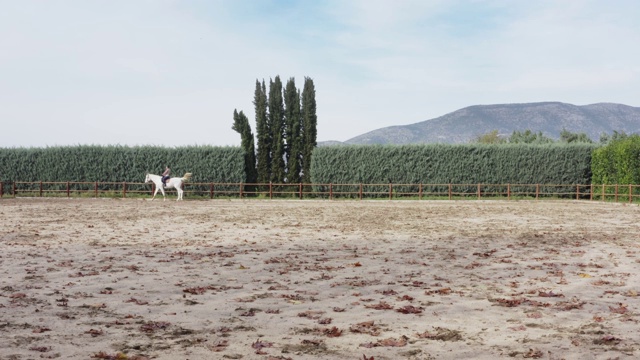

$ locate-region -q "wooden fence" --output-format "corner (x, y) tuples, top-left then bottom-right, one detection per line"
(2, 181), (640, 203)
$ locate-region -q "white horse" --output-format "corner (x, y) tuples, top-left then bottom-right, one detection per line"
(144, 172), (192, 201)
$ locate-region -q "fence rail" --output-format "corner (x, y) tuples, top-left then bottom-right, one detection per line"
(2, 181), (640, 203)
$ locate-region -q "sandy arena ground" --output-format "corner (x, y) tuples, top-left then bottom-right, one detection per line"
(1, 198), (640, 360)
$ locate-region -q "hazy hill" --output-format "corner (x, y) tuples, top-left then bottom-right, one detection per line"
(328, 102), (640, 145)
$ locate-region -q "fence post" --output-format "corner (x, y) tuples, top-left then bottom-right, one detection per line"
(630, 184), (632, 204)
(359, 183), (363, 200)
(507, 183), (511, 200)
(269, 182), (272, 200)
(210, 183), (214, 199)
(13, 181), (16, 197)
(615, 184), (618, 202)
(389, 183), (393, 200)
(39, 181), (43, 197)
(576, 184), (579, 200)
(299, 183), (303, 200)
(0, 182), (3, 198)
(240, 183), (243, 199)
(477, 184), (481, 200)
(419, 183), (423, 200)
(590, 183), (593, 201)
(536, 184), (539, 200)
(329, 183), (333, 200)
(122, 182), (126, 198)
(448, 183), (452, 200)
(95, 181), (98, 198)
(67, 182), (70, 198)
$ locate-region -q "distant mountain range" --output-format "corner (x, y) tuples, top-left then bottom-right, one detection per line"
(323, 102), (640, 145)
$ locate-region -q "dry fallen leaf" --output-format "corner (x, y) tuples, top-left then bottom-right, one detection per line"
(85, 328), (104, 337)
(396, 305), (423, 314)
(350, 321), (381, 336)
(365, 301), (394, 310)
(523, 348), (543, 358)
(609, 303), (628, 314)
(323, 326), (343, 337)
(252, 339), (273, 350)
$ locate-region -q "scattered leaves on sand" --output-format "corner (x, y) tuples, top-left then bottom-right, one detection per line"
(609, 303), (628, 314)
(298, 310), (324, 319)
(85, 328), (104, 337)
(252, 339), (273, 351)
(555, 301), (585, 311)
(139, 321), (171, 333)
(416, 327), (463, 341)
(360, 336), (408, 348)
(124, 297), (148, 305)
(91, 352), (128, 360)
(350, 321), (381, 336)
(207, 339), (229, 352)
(29, 346), (52, 352)
(301, 339), (324, 346)
(396, 305), (423, 314)
(526, 312), (543, 319)
(538, 290), (563, 297)
(240, 309), (256, 316)
(425, 287), (452, 295)
(365, 301), (394, 310)
(183, 287), (207, 295)
(473, 249), (497, 257)
(523, 348), (543, 358)
(594, 335), (622, 345)
(323, 326), (343, 337)
(494, 298), (525, 307)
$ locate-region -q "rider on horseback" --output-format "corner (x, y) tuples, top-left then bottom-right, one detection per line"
(161, 166), (170, 187)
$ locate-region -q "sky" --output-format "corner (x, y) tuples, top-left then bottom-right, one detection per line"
(1, 0), (639, 148)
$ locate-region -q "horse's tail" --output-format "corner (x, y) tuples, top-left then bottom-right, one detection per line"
(181, 173), (192, 182)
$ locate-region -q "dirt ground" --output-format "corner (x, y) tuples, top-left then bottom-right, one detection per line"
(1, 198), (640, 360)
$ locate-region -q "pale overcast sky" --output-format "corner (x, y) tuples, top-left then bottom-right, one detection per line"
(1, 0), (639, 148)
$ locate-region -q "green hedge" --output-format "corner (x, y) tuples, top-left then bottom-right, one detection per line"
(311, 144), (598, 195)
(592, 135), (640, 185)
(0, 145), (245, 185)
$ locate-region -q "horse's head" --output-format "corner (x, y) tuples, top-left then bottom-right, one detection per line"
(144, 174), (151, 183)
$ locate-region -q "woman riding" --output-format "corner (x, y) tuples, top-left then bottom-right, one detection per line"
(161, 166), (171, 187)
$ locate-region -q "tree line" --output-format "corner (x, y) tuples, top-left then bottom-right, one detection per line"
(473, 129), (631, 144)
(233, 76), (317, 187)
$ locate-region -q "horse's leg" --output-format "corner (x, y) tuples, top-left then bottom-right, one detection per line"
(161, 187), (166, 201)
(176, 187), (183, 201)
(151, 187), (159, 200)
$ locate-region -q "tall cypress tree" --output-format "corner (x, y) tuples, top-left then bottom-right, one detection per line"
(254, 80), (270, 185)
(284, 78), (302, 183)
(232, 109), (257, 189)
(269, 76), (286, 183)
(301, 77), (317, 184)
